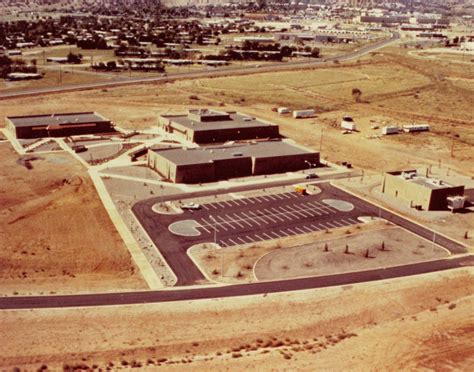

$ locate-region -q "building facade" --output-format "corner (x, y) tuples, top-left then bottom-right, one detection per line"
(158, 109), (280, 144)
(148, 140), (320, 184)
(381, 170), (465, 211)
(6, 112), (115, 139)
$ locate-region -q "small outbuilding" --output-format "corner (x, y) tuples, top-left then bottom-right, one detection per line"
(381, 170), (465, 211)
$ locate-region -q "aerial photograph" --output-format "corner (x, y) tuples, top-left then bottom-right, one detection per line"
(0, 0), (473, 370)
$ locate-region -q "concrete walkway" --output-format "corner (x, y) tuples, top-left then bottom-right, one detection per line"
(89, 167), (164, 289)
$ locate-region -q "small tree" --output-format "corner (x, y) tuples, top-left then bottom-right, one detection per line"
(352, 88), (362, 102)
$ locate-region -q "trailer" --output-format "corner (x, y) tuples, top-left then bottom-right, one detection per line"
(382, 126), (399, 135)
(403, 124), (430, 133)
(341, 116), (357, 131)
(277, 107), (291, 114)
(293, 109), (315, 119)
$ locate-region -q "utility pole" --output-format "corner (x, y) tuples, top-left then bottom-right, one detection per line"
(319, 127), (324, 153)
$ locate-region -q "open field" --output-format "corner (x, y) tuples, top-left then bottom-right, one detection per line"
(0, 142), (146, 295)
(1, 268), (472, 370)
(1, 46), (471, 175)
(190, 222), (448, 283)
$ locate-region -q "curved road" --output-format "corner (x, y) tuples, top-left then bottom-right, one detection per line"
(0, 33), (399, 100)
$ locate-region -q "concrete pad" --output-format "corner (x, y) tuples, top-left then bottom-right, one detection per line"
(322, 199), (354, 212)
(169, 220), (202, 237)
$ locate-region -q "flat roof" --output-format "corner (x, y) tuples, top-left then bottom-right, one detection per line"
(7, 112), (109, 128)
(152, 141), (317, 166)
(161, 111), (277, 132)
(389, 171), (458, 190)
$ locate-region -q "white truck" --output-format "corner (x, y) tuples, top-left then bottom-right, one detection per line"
(340, 116), (357, 131)
(382, 126), (400, 135)
(293, 109), (315, 118)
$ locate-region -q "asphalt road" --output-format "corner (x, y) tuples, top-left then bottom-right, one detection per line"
(133, 183), (371, 285)
(0, 33), (399, 100)
(132, 182), (468, 286)
(0, 255), (472, 310)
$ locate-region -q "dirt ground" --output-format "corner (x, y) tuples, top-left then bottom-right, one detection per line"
(1, 46), (471, 175)
(0, 142), (146, 295)
(1, 268), (472, 370)
(190, 222), (448, 283)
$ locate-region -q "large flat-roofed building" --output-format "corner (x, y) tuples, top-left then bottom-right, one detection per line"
(148, 140), (320, 184)
(158, 109), (280, 144)
(6, 112), (115, 139)
(381, 170), (465, 211)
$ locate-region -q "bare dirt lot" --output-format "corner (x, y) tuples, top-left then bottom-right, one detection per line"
(190, 222), (448, 283)
(0, 142), (146, 295)
(1, 268), (472, 370)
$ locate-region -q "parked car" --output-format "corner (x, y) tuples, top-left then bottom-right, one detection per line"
(182, 202), (201, 210)
(305, 173), (318, 180)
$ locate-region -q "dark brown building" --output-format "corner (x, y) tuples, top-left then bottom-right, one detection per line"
(6, 112), (115, 139)
(148, 140), (320, 184)
(159, 109), (280, 144)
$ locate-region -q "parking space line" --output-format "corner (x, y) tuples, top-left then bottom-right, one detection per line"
(236, 198), (247, 205)
(262, 209), (285, 222)
(273, 194), (284, 200)
(259, 212), (279, 223)
(331, 220), (344, 227)
(305, 202), (330, 214)
(292, 206), (318, 218)
(200, 218), (220, 232)
(348, 218), (359, 224)
(281, 205), (310, 219)
(237, 236), (248, 244)
(263, 232), (274, 240)
(197, 222), (211, 234)
(232, 213), (253, 227)
(215, 216), (230, 231)
(222, 200), (235, 208)
(207, 203), (218, 210)
(286, 228), (299, 235)
(300, 203), (323, 215)
(201, 204), (209, 210)
(219, 241), (228, 247)
(310, 224), (321, 231)
(318, 223), (330, 230)
(254, 234), (265, 241)
(248, 210), (271, 224)
(278, 230), (289, 237)
(224, 215), (245, 229)
(269, 208), (293, 221)
(325, 221), (338, 229)
(294, 226), (308, 234)
(273, 206), (301, 219)
(228, 238), (239, 246)
(280, 193), (292, 199)
(301, 225), (314, 233)
(240, 211), (261, 226)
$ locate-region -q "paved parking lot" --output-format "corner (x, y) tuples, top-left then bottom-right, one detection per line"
(132, 182), (467, 286)
(180, 191), (360, 247)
